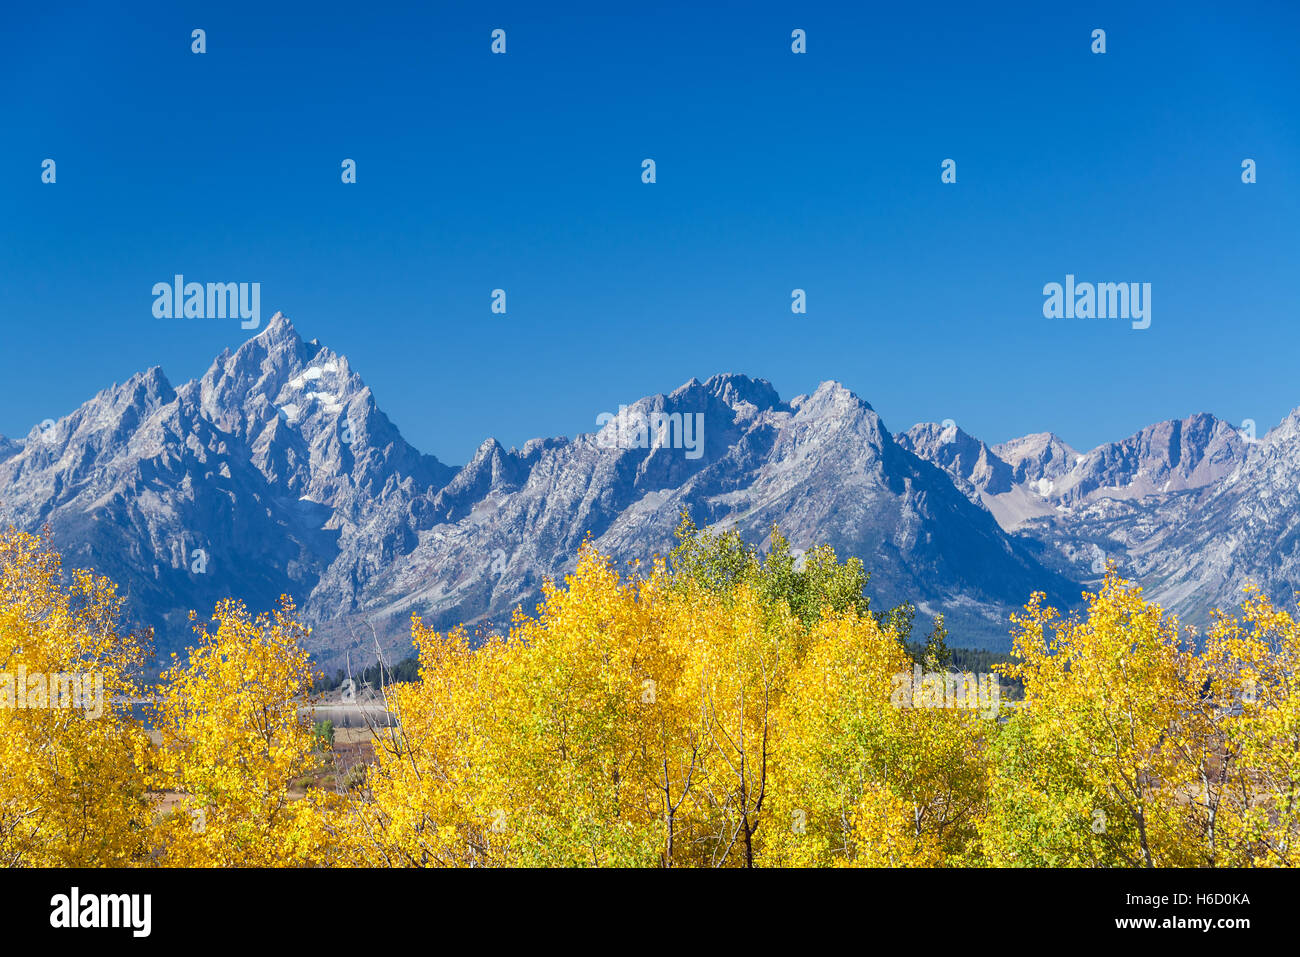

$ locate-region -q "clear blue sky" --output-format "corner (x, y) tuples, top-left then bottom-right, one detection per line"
(3, 0), (1297, 464)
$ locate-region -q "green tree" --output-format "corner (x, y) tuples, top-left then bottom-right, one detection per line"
(669, 512), (870, 627)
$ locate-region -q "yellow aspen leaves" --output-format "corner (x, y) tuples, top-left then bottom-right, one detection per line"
(0, 529), (150, 866)
(149, 596), (344, 866)
(3, 525), (1299, 867)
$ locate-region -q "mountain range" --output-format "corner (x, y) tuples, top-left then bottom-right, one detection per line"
(2, 313), (1296, 670)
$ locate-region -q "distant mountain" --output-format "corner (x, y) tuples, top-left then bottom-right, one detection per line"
(309, 375), (1081, 666)
(0, 315), (458, 666)
(993, 432), (1080, 493)
(1133, 410), (1300, 622)
(1036, 414), (1245, 506)
(1007, 413), (1299, 626)
(905, 415), (1249, 525)
(0, 363), (327, 643)
(902, 410), (1300, 631)
(898, 423), (1056, 531)
(898, 422), (1016, 497)
(2, 315), (1295, 668)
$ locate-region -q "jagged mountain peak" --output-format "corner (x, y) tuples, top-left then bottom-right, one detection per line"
(693, 373), (787, 415)
(582, 375), (792, 471)
(779, 383), (887, 457)
(993, 432), (1081, 491)
(98, 365), (175, 409)
(1256, 406), (1300, 447)
(899, 422), (1015, 497)
(460, 436), (527, 487)
(904, 420), (982, 452)
(176, 316), (454, 502)
(994, 430), (1077, 456)
(255, 309), (296, 342)
(472, 436), (506, 459)
(1054, 412), (1246, 504)
(1224, 405), (1300, 488)
(792, 379), (872, 412)
(15, 366), (177, 461)
(339, 368), (1081, 666)
(7, 311), (1295, 670)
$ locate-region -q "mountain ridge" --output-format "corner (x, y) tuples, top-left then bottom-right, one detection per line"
(3, 314), (1295, 669)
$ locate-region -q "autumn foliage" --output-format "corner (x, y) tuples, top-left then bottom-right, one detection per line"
(1, 522), (1298, 867)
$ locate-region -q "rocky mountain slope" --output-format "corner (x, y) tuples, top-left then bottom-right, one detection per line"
(901, 410), (1300, 631)
(3, 314), (1295, 668)
(305, 374), (1081, 665)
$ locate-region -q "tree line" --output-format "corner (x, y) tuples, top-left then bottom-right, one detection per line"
(0, 516), (1295, 867)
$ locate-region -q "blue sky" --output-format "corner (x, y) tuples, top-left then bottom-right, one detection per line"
(2, 0), (1297, 464)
